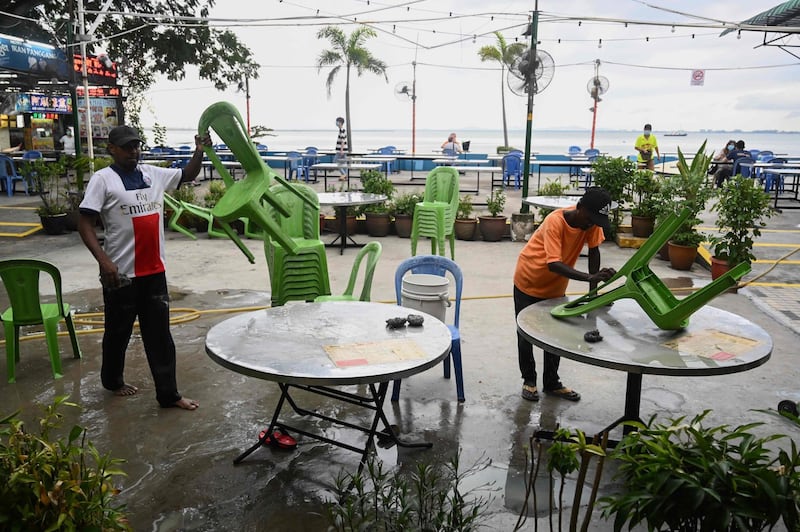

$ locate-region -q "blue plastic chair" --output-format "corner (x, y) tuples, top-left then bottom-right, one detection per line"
(584, 148), (600, 158)
(286, 150), (304, 181)
(301, 148), (318, 182)
(763, 158), (787, 192)
(753, 151), (775, 182)
(568, 145), (582, 156)
(442, 147), (458, 157)
(377, 146), (396, 173)
(578, 155), (598, 188)
(0, 154), (27, 197)
(391, 255), (464, 402)
(733, 156), (755, 178)
(502, 153), (522, 189)
(748, 149), (761, 160)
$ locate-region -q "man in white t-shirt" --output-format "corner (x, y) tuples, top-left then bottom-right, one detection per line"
(78, 125), (210, 410)
(59, 128), (75, 155)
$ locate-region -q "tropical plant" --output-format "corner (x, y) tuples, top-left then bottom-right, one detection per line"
(658, 141), (713, 247)
(457, 194), (475, 219)
(537, 178), (569, 222)
(485, 189), (506, 217)
(478, 32), (526, 150)
(390, 190), (421, 217)
(316, 26), (388, 152)
(591, 156), (635, 237)
(358, 169), (394, 214)
(203, 180), (227, 208)
(326, 453), (493, 531)
(10, 1), (259, 137)
(629, 169), (661, 218)
(171, 181), (198, 204)
(709, 174), (774, 266)
(0, 396), (130, 530)
(600, 410), (800, 532)
(22, 159), (68, 216)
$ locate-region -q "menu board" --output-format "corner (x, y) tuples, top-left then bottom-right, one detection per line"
(77, 96), (118, 139)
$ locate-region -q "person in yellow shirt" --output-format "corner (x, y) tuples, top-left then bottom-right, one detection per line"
(513, 187), (617, 402)
(634, 124), (660, 170)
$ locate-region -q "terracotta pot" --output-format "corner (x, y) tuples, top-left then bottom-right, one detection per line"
(454, 218), (477, 240)
(657, 241), (670, 261)
(668, 241), (698, 271)
(39, 213), (69, 235)
(631, 215), (655, 238)
(332, 215), (357, 236)
(394, 214), (412, 238)
(711, 256), (739, 293)
(365, 212), (390, 237)
(477, 215), (508, 242)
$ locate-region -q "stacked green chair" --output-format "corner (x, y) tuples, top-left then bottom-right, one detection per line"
(550, 208), (750, 330)
(198, 101), (314, 259)
(0, 259), (81, 383)
(410, 166), (460, 259)
(263, 183), (331, 306)
(315, 242), (382, 302)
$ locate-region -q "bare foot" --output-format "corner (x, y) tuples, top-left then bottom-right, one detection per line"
(172, 397), (199, 410)
(114, 383), (138, 396)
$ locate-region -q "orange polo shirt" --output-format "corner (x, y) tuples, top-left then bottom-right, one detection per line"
(513, 208), (605, 299)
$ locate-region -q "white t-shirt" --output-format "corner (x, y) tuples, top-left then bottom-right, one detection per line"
(80, 164), (182, 278)
(60, 134), (75, 155)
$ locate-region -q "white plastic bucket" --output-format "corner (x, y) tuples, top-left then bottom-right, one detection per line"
(401, 273), (450, 323)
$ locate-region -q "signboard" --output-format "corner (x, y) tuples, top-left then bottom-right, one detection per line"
(690, 69), (705, 86)
(73, 54), (118, 86)
(14, 92), (72, 114)
(77, 96), (118, 139)
(0, 33), (69, 80)
(76, 86), (122, 98)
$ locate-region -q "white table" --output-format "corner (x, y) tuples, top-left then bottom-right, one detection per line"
(205, 301), (452, 472)
(317, 192), (387, 254)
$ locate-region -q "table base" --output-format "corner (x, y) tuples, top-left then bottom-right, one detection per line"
(327, 206), (363, 254)
(232, 381), (432, 473)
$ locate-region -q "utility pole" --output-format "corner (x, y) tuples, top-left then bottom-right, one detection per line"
(67, 1), (82, 162)
(77, 0), (94, 163)
(520, 0), (539, 214)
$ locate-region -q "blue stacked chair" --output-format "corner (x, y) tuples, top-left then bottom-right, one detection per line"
(0, 155), (26, 197)
(502, 152), (522, 189)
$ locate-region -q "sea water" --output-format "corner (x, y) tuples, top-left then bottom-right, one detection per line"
(156, 127), (799, 158)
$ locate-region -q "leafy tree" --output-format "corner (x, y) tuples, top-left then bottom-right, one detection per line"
(4, 0), (259, 139)
(316, 26), (387, 152)
(478, 32), (526, 149)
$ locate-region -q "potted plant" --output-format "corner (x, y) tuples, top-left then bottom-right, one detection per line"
(660, 142), (713, 270)
(600, 411), (800, 531)
(359, 169), (395, 237)
(22, 158), (70, 235)
(629, 169), (661, 238)
(536, 178), (570, 223)
(390, 190), (420, 238)
(708, 174), (774, 279)
(590, 156), (635, 240)
(478, 189), (507, 242)
(454, 194), (477, 240)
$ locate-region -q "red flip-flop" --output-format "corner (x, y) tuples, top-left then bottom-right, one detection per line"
(258, 429), (297, 450)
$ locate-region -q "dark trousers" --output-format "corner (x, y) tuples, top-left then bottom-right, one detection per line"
(101, 272), (181, 407)
(514, 285), (562, 390)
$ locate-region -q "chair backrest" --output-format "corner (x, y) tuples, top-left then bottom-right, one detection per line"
(22, 151), (42, 160)
(0, 154), (20, 178)
(733, 156), (755, 178)
(584, 148), (600, 157)
(568, 145), (582, 155)
(748, 149), (760, 160)
(502, 153), (522, 174)
(393, 255), (463, 328)
(422, 165), (460, 227)
(756, 151), (774, 162)
(343, 241), (382, 301)
(378, 146), (395, 155)
(0, 259), (66, 326)
(508, 149), (523, 157)
(266, 182), (320, 239)
(286, 151), (302, 171)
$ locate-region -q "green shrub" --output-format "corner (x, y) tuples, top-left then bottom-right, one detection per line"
(0, 396), (130, 530)
(485, 189), (506, 217)
(457, 194), (474, 219)
(203, 180), (227, 208)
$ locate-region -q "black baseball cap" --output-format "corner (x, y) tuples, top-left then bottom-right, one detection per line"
(108, 125), (142, 146)
(579, 187), (612, 233)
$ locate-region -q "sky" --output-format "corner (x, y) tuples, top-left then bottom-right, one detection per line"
(137, 0), (800, 134)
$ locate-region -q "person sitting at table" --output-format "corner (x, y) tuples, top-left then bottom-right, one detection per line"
(709, 139), (736, 177)
(513, 187), (617, 402)
(1, 142), (23, 153)
(714, 139), (748, 188)
(441, 133), (462, 155)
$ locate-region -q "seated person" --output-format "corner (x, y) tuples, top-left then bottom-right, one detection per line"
(714, 140), (748, 188)
(708, 139), (735, 176)
(441, 133), (462, 154)
(1, 142), (23, 153)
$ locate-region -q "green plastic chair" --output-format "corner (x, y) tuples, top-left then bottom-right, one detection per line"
(550, 208), (750, 330)
(0, 259), (81, 383)
(410, 166), (460, 259)
(198, 101), (314, 257)
(163, 193), (197, 240)
(315, 242), (382, 302)
(263, 183), (331, 306)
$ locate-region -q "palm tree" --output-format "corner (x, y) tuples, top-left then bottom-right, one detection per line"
(478, 32), (526, 150)
(316, 26), (388, 152)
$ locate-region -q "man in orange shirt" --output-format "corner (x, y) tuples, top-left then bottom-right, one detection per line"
(513, 187), (617, 402)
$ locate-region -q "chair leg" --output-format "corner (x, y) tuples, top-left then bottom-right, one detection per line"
(451, 340), (465, 402)
(5, 322), (17, 383)
(448, 232), (455, 260)
(43, 319), (64, 379)
(391, 379), (402, 401)
(64, 311), (82, 359)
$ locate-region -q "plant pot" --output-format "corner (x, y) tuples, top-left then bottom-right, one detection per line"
(394, 214), (412, 238)
(356, 217), (367, 234)
(630, 215), (655, 238)
(657, 240), (670, 261)
(365, 212), (390, 237)
(333, 214), (357, 236)
(510, 212), (535, 242)
(477, 215), (507, 242)
(710, 256), (740, 293)
(39, 213), (69, 235)
(454, 218), (477, 240)
(668, 241), (698, 271)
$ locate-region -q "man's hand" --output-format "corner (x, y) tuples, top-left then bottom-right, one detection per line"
(588, 267), (616, 283)
(194, 133), (212, 150)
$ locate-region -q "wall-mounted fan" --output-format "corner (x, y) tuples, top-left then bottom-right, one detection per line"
(507, 49), (555, 97)
(587, 75), (609, 109)
(394, 81), (415, 101)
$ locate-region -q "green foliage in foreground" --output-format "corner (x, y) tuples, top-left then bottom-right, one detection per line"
(0, 396), (130, 531)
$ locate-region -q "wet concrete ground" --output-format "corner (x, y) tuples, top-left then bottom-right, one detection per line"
(2, 176), (800, 531)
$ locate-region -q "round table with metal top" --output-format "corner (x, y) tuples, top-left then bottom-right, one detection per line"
(517, 297), (772, 437)
(206, 301), (452, 469)
(317, 192), (387, 254)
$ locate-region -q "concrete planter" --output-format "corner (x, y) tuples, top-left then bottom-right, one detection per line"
(510, 212), (536, 242)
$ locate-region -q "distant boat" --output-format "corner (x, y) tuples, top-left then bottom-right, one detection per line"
(664, 130), (688, 137)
